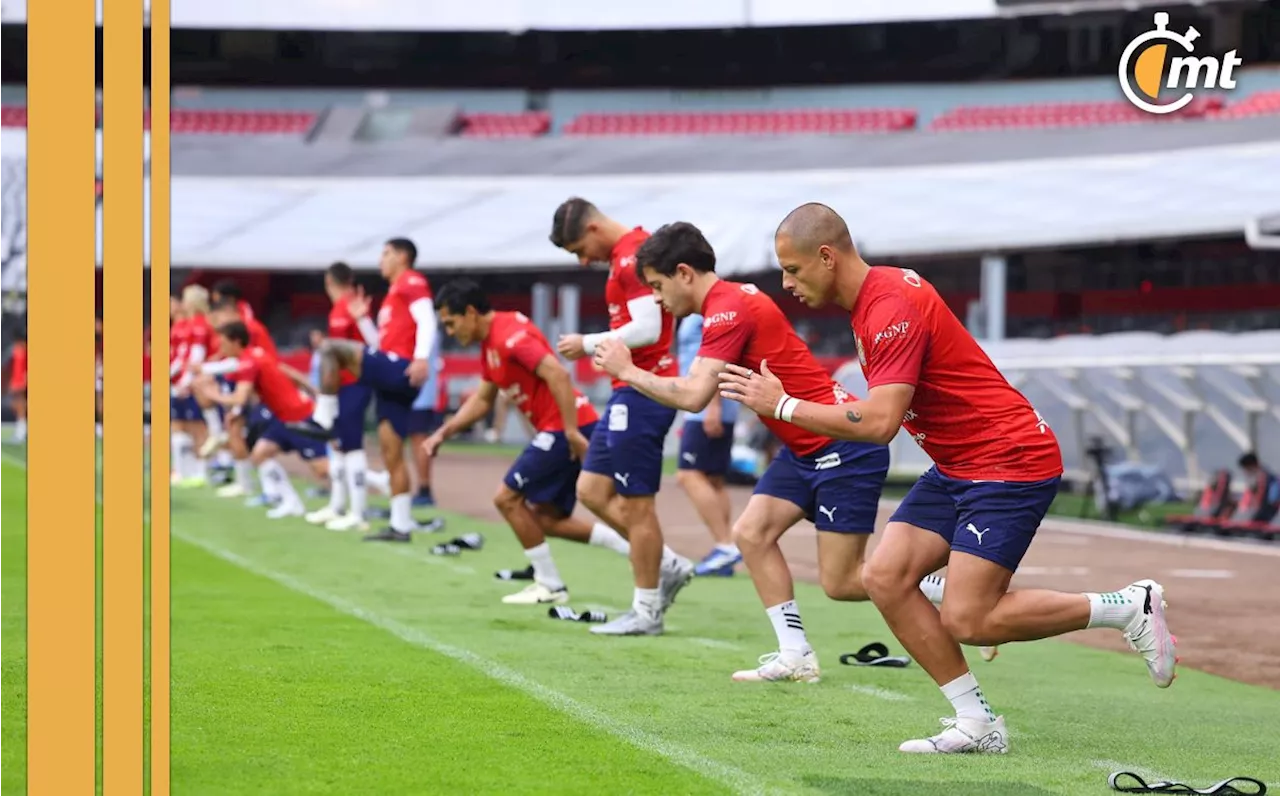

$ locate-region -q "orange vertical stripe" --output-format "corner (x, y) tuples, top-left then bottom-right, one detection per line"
(26, 0), (98, 792)
(149, 1), (173, 793)
(102, 0), (146, 792)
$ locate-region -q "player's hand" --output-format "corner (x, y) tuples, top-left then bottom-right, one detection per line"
(592, 337), (633, 377)
(347, 286), (371, 320)
(557, 334), (587, 361)
(566, 428), (590, 461)
(702, 409), (725, 439)
(407, 358), (430, 386)
(422, 430), (447, 458)
(719, 360), (785, 418)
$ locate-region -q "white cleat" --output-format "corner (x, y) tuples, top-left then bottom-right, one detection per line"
(899, 716), (1009, 754)
(731, 649), (821, 683)
(215, 483), (247, 499)
(501, 582), (570, 605)
(1121, 579), (1178, 688)
(979, 646), (999, 662)
(266, 502), (305, 520)
(199, 432), (228, 458)
(304, 506), (342, 526)
(325, 513), (370, 533)
(589, 610), (663, 636)
(658, 555), (696, 614)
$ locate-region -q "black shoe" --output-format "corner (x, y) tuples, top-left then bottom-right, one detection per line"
(363, 528), (412, 543)
(417, 517), (447, 534)
(495, 565), (535, 581)
(287, 419), (333, 441)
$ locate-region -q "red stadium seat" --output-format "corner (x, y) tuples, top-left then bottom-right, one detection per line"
(929, 97), (1222, 131)
(562, 108), (916, 137)
(159, 109), (318, 135)
(460, 112), (551, 139)
(1206, 89), (1280, 119)
(1, 106), (27, 127)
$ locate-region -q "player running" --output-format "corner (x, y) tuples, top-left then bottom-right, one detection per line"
(594, 221), (911, 682)
(195, 321), (326, 519)
(720, 203), (1176, 753)
(297, 238), (436, 542)
(550, 197), (694, 636)
(674, 312), (741, 577)
(424, 280), (633, 604)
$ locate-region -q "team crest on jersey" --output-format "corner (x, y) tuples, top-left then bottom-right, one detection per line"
(855, 335), (867, 367)
(618, 256), (636, 269)
(485, 348), (502, 371)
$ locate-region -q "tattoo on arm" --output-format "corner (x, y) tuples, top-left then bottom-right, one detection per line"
(846, 410), (863, 424)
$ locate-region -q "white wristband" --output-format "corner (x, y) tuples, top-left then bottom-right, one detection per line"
(773, 394), (800, 423)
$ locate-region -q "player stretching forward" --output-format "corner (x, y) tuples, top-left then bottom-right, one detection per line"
(296, 238), (435, 542)
(170, 286), (214, 488)
(674, 312), (742, 577)
(424, 280), (633, 604)
(550, 198), (694, 636)
(595, 221), (901, 681)
(196, 321), (326, 518)
(720, 203), (1176, 753)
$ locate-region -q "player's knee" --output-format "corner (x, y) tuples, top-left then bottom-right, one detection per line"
(730, 514), (768, 553)
(617, 495), (656, 528)
(861, 555), (911, 604)
(575, 479), (610, 514)
(493, 484), (522, 514)
(940, 603), (989, 646)
(675, 469), (697, 490)
(821, 569), (870, 602)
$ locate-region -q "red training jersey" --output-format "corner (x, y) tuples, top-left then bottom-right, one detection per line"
(226, 346), (314, 423)
(697, 280), (850, 457)
(377, 269), (432, 360)
(328, 293), (365, 386)
(850, 266), (1063, 481)
(237, 300), (255, 323)
(183, 314), (214, 375)
(482, 311), (598, 433)
(169, 318), (190, 385)
(245, 316), (278, 360)
(9, 342), (27, 392)
(606, 227), (675, 389)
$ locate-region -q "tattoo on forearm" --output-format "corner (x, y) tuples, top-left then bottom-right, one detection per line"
(846, 410), (863, 424)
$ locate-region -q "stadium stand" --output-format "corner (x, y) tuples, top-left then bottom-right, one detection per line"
(929, 96), (1225, 131)
(460, 111), (551, 139)
(561, 108), (917, 136)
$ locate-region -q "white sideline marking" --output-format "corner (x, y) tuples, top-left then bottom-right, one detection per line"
(1016, 566), (1091, 577)
(174, 530), (778, 796)
(1168, 568), (1235, 579)
(686, 637), (744, 652)
(845, 684), (913, 702)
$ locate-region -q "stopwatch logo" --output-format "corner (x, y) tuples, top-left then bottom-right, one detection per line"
(1118, 12), (1243, 115)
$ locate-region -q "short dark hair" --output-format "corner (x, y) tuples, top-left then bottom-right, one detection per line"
(327, 261), (355, 285)
(636, 222), (717, 277)
(211, 279), (242, 300)
(435, 279), (491, 316)
(218, 321), (250, 347)
(210, 296), (238, 312)
(550, 197), (597, 248)
(1239, 452), (1259, 469)
(385, 238), (418, 265)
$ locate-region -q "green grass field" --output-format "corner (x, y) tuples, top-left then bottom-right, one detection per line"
(2, 447), (1276, 795)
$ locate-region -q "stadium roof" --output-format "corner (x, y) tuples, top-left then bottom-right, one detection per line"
(163, 140), (1280, 270)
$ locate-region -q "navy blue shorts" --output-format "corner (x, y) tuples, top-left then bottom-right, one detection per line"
(359, 349), (417, 439)
(755, 440), (889, 533)
(503, 422), (598, 516)
(260, 417), (327, 461)
(334, 383), (373, 451)
(678, 419), (734, 476)
(170, 394), (201, 422)
(582, 387), (677, 497)
(889, 466), (1061, 571)
(408, 409), (444, 437)
(243, 402), (273, 448)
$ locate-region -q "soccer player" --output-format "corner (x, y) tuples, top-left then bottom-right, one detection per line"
(171, 285), (214, 488)
(7, 327), (26, 443)
(211, 279), (257, 324)
(304, 262), (379, 532)
(674, 312), (741, 577)
(196, 321), (326, 519)
(424, 279), (633, 604)
(407, 328), (444, 508)
(550, 197), (694, 636)
(720, 203), (1175, 753)
(594, 221), (902, 681)
(298, 238), (436, 542)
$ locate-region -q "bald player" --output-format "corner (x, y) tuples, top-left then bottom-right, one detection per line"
(719, 203), (1175, 754)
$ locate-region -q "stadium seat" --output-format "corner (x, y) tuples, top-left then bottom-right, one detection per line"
(1165, 468), (1233, 533)
(460, 112), (551, 139)
(1206, 89), (1280, 120)
(562, 108), (917, 137)
(929, 97), (1224, 131)
(159, 109), (319, 135)
(1, 106), (27, 127)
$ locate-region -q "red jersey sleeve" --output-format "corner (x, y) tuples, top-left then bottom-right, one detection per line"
(189, 322), (211, 351)
(225, 356), (259, 384)
(401, 272), (433, 304)
(697, 309), (755, 364)
(504, 328), (551, 374)
(861, 293), (928, 389)
(613, 262), (653, 302)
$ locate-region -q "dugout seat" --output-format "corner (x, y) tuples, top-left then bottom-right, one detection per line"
(1165, 469), (1233, 533)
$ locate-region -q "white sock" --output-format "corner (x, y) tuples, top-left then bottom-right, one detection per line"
(94, 422), (102, 438)
(260, 460), (302, 510)
(345, 450), (368, 518)
(172, 432), (192, 476)
(258, 462), (282, 502)
(588, 522), (631, 556)
(202, 408), (224, 437)
(920, 574), (946, 606)
(940, 672), (997, 722)
(1085, 589), (1141, 630)
(15, 419), (27, 441)
(326, 448), (347, 513)
(214, 450), (234, 468)
(366, 467), (390, 495)
(766, 600), (811, 654)
(715, 542), (740, 555)
(312, 395), (339, 429)
(633, 587), (662, 621)
(389, 493), (416, 532)
(524, 542), (565, 591)
(233, 459), (254, 491)
(190, 455), (207, 479)
(661, 545), (685, 568)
